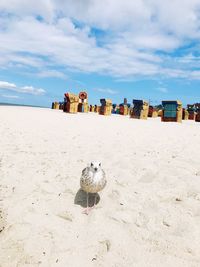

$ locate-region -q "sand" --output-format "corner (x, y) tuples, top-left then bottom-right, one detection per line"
(0, 106), (200, 267)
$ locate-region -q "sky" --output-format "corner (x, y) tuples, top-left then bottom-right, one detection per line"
(0, 0), (200, 107)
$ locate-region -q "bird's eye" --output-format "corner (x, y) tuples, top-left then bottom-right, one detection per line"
(91, 163), (94, 167)
(99, 163), (101, 166)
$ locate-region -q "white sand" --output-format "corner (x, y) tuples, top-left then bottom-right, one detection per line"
(0, 106), (200, 267)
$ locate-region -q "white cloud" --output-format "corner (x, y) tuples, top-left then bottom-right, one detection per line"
(0, 81), (46, 95)
(0, 81), (16, 90)
(96, 88), (118, 95)
(37, 70), (67, 79)
(187, 70), (200, 80)
(53, 0), (200, 39)
(1, 94), (20, 99)
(21, 86), (45, 95)
(0, 1), (200, 80)
(0, 0), (55, 21)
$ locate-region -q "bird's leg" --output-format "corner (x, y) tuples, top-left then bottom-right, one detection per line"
(91, 194), (97, 209)
(94, 194), (97, 207)
(87, 192), (89, 208)
(82, 192), (92, 215)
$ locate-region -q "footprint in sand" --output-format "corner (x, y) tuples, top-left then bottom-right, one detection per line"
(115, 180), (127, 187)
(17, 254), (40, 266)
(92, 240), (111, 261)
(135, 212), (149, 228)
(0, 209), (6, 234)
(109, 211), (134, 224)
(57, 211), (73, 222)
(138, 170), (156, 183)
(108, 189), (120, 200)
(187, 191), (200, 201)
(99, 240), (111, 252)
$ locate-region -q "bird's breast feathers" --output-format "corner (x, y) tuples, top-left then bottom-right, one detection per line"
(81, 168), (106, 182)
(80, 167), (106, 193)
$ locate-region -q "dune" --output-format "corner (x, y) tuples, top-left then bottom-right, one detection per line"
(0, 106), (200, 267)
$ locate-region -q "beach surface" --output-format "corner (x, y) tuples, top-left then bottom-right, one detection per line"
(0, 106), (200, 267)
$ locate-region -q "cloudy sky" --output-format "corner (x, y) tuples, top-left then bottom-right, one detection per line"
(0, 0), (200, 106)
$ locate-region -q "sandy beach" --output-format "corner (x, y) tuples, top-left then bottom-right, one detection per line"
(0, 106), (200, 267)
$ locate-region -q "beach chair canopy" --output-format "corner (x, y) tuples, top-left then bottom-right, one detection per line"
(133, 99), (143, 105)
(64, 93), (79, 103)
(155, 104), (163, 110)
(132, 99), (148, 108)
(79, 91), (88, 100)
(131, 99), (147, 116)
(187, 104), (195, 111)
(133, 99), (148, 106)
(100, 99), (112, 106)
(162, 101), (181, 118)
(195, 103), (200, 110)
(162, 100), (181, 106)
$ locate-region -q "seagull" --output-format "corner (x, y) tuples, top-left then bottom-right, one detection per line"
(80, 161), (107, 215)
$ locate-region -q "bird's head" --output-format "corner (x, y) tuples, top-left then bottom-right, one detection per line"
(89, 161), (102, 173)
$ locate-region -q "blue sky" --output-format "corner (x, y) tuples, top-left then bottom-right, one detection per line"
(0, 0), (200, 107)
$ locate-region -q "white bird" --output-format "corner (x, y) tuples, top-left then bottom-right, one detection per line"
(80, 161), (107, 215)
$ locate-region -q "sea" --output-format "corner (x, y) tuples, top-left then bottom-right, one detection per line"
(0, 102), (49, 108)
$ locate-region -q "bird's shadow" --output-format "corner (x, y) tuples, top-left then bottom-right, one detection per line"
(74, 188), (100, 208)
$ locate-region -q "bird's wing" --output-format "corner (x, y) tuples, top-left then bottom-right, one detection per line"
(82, 167), (89, 176)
